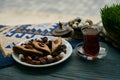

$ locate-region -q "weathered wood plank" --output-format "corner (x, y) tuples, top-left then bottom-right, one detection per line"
(0, 44), (120, 80)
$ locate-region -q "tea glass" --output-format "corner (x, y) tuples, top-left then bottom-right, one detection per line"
(81, 28), (100, 57)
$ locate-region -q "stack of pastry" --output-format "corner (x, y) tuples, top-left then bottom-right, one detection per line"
(12, 37), (66, 65)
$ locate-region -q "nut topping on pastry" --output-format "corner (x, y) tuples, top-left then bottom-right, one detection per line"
(13, 45), (43, 56)
(32, 41), (51, 55)
(52, 37), (62, 53)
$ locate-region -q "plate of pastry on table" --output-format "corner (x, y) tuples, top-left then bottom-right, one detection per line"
(12, 36), (73, 67)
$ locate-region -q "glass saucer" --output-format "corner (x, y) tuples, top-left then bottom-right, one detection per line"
(74, 42), (108, 60)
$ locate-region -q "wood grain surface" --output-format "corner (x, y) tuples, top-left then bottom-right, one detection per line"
(0, 43), (120, 80)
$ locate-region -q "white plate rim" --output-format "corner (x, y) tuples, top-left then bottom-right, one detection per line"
(12, 36), (73, 67)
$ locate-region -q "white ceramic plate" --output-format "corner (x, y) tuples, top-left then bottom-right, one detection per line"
(12, 36), (73, 67)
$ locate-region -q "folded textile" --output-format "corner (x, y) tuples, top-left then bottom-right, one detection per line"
(0, 35), (25, 57)
(0, 51), (14, 68)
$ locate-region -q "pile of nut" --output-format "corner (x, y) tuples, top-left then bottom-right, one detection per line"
(68, 17), (93, 29)
(13, 37), (67, 65)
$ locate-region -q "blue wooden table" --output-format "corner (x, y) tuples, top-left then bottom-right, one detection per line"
(0, 42), (120, 80)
